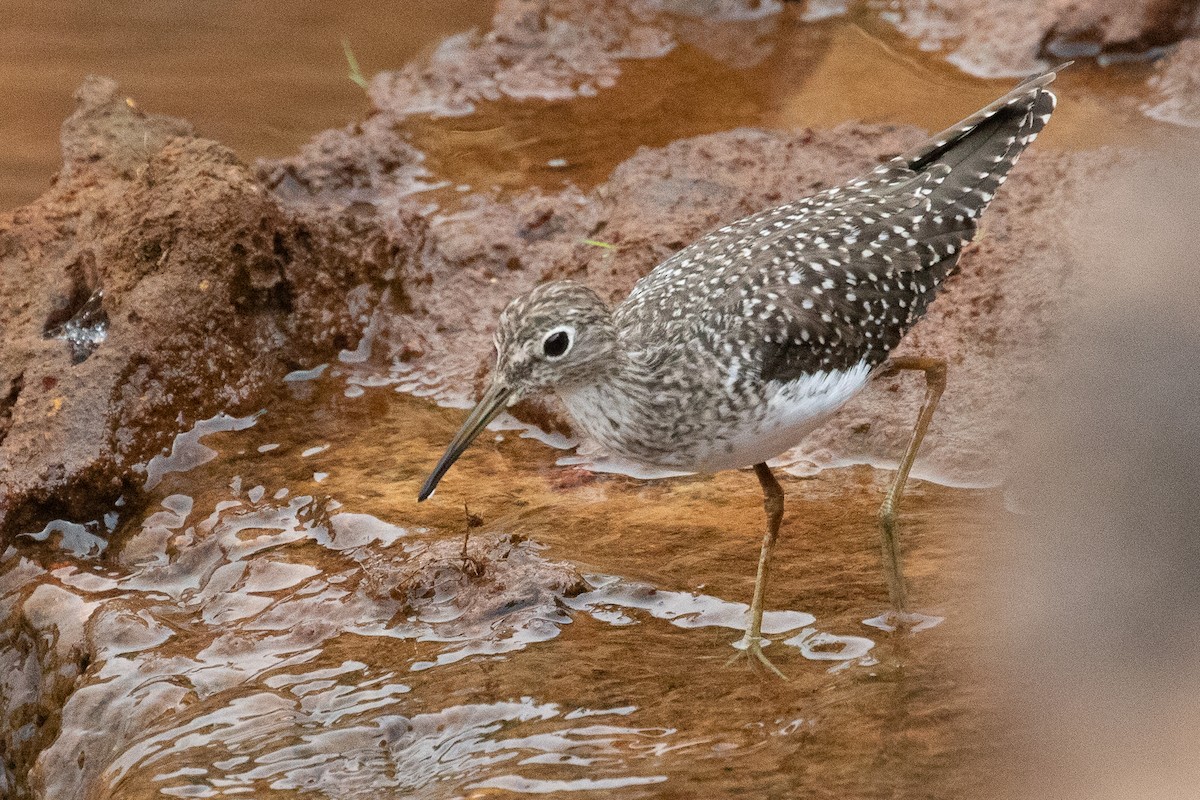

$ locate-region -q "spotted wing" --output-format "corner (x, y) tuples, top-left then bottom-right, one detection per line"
(650, 65), (1063, 385)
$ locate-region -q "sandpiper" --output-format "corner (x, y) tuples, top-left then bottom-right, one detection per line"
(419, 67), (1062, 677)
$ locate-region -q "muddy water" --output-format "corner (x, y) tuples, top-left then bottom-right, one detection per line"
(406, 10), (1176, 202)
(9, 366), (1008, 799)
(1, 2), (1187, 798)
(0, 0), (494, 209)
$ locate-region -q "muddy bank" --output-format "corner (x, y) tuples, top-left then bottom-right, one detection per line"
(264, 4), (1128, 486)
(1146, 37), (1200, 124)
(339, 125), (1113, 485)
(871, 0), (1199, 76)
(0, 0), (826, 543)
(0, 77), (412, 540)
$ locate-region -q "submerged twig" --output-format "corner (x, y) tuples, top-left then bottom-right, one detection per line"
(461, 502), (485, 576)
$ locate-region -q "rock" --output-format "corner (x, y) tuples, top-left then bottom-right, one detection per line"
(367, 0), (676, 117)
(1045, 0), (1200, 59)
(366, 0), (797, 119)
(872, 0), (1200, 76)
(0, 78), (414, 541)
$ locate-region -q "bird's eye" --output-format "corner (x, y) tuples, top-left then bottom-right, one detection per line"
(542, 329), (571, 359)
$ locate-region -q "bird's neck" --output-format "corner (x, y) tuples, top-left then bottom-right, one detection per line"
(555, 347), (659, 455)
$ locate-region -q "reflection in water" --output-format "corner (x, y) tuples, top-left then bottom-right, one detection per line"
(143, 412), (263, 491)
(20, 519), (108, 558)
(567, 574), (877, 670)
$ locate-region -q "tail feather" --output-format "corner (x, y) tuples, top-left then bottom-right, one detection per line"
(905, 64), (1066, 172)
(901, 64), (1067, 271)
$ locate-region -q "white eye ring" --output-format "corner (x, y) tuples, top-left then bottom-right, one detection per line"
(542, 325), (574, 360)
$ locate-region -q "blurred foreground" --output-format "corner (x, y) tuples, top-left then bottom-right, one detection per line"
(993, 149), (1200, 800)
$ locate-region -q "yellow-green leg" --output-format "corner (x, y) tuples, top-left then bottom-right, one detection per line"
(875, 356), (947, 624)
(730, 462), (788, 680)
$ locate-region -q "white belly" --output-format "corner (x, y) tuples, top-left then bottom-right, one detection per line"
(560, 363), (873, 474)
(685, 363), (873, 472)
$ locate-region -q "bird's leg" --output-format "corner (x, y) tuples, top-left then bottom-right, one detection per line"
(874, 356), (947, 625)
(728, 462), (788, 680)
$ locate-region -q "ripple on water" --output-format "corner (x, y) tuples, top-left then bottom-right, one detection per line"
(20, 519), (107, 558)
(143, 697), (676, 798)
(20, 466), (883, 797)
(567, 574), (876, 668)
(12, 366), (908, 799)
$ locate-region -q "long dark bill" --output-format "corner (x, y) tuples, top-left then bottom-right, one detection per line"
(417, 381), (512, 501)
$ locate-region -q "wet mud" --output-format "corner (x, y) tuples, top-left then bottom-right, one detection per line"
(1, 0), (1199, 798)
(0, 76), (410, 537)
(873, 0), (1199, 76)
(1146, 37), (1200, 124)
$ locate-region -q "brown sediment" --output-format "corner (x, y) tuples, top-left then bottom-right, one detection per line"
(874, 0), (1200, 76)
(0, 77), (415, 540)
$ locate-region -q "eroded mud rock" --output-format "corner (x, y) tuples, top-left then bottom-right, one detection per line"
(0, 77), (411, 540)
(1146, 37), (1200, 125)
(874, 0), (1200, 76)
(366, 0), (795, 119)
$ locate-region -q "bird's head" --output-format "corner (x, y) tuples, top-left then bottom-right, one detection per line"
(418, 280), (616, 501)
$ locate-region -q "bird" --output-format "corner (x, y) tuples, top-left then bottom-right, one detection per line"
(418, 66), (1063, 678)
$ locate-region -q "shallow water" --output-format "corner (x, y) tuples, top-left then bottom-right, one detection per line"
(2, 1), (1193, 798)
(2, 2), (1186, 212)
(0, 0), (494, 209)
(7, 365), (1009, 799)
(405, 8), (1178, 204)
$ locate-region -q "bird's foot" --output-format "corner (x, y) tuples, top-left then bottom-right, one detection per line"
(726, 633), (789, 680)
(862, 610), (944, 634)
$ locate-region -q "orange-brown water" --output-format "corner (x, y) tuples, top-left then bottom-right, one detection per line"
(15, 371), (1008, 799)
(404, 13), (1177, 203)
(0, 0), (494, 209)
(1, 2), (1182, 210)
(2, 2), (1194, 798)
